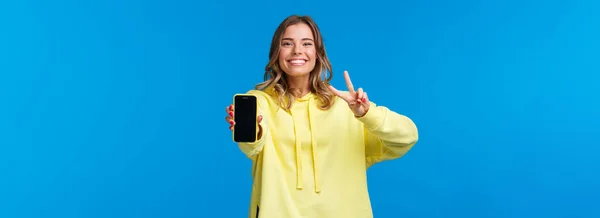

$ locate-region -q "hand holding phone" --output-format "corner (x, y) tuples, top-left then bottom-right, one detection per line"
(226, 94), (263, 142)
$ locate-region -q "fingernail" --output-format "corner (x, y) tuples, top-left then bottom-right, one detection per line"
(229, 112), (233, 116)
(362, 97), (366, 102)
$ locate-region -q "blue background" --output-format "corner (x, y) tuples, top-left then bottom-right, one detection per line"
(1, 0), (599, 217)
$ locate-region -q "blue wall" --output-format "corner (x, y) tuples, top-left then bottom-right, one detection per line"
(1, 0), (598, 217)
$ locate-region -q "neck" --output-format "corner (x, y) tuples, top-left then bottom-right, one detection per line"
(287, 74), (311, 97)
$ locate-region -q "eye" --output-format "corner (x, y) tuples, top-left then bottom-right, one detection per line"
(303, 42), (313, 46)
(281, 42), (292, 46)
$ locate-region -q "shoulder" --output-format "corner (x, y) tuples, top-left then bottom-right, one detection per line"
(246, 89), (279, 109)
(246, 89), (275, 101)
(246, 89), (270, 97)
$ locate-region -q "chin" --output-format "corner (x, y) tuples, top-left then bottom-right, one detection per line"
(285, 70), (311, 77)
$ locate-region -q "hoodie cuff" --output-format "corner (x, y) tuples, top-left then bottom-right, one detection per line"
(356, 102), (384, 130)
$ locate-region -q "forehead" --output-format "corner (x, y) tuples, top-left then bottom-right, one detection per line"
(282, 23), (314, 39)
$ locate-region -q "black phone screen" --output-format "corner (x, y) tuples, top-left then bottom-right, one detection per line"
(233, 95), (257, 142)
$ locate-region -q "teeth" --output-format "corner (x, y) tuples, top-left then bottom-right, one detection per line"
(290, 60), (306, 64)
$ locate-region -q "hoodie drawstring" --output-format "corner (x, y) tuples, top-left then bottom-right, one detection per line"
(291, 95), (320, 193)
(291, 114), (303, 190)
(308, 98), (320, 193)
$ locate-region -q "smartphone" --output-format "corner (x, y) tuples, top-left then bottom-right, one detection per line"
(233, 94), (258, 143)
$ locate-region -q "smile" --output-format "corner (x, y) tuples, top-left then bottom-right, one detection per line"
(288, 59), (307, 66)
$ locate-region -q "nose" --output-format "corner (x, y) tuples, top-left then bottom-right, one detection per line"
(293, 45), (303, 55)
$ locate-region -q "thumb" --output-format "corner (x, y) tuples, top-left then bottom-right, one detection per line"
(328, 85), (351, 102)
(327, 85), (340, 96)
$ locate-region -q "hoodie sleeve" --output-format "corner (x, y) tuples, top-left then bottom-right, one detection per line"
(356, 101), (419, 167)
(236, 90), (270, 159)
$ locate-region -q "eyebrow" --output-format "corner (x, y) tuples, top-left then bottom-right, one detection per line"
(282, 37), (314, 41)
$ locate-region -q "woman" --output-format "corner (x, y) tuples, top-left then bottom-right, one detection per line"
(225, 15), (419, 218)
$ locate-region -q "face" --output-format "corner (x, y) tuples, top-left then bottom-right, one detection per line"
(278, 23), (317, 78)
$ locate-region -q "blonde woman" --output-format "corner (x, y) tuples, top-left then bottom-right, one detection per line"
(225, 15), (419, 218)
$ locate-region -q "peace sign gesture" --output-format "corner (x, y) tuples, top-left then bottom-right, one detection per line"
(328, 70), (370, 117)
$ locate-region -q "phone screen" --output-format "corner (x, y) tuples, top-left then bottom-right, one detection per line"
(233, 95), (257, 142)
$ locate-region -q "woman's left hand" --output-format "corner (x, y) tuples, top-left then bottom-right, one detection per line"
(328, 70), (370, 117)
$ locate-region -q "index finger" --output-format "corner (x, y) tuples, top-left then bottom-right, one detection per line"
(344, 71), (355, 95)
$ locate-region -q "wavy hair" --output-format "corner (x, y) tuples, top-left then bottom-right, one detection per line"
(255, 15), (335, 110)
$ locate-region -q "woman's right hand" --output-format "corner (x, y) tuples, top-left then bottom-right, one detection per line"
(225, 104), (263, 131)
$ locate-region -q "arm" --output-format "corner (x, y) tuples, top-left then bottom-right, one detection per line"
(357, 101), (419, 167)
(236, 90), (270, 159)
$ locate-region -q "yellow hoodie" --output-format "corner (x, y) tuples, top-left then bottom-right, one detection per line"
(236, 89), (418, 218)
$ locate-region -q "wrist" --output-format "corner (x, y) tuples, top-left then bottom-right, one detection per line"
(354, 108), (369, 118)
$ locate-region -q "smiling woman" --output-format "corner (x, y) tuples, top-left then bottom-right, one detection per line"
(224, 15), (419, 218)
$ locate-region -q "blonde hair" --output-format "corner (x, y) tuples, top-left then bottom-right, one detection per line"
(255, 15), (335, 110)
